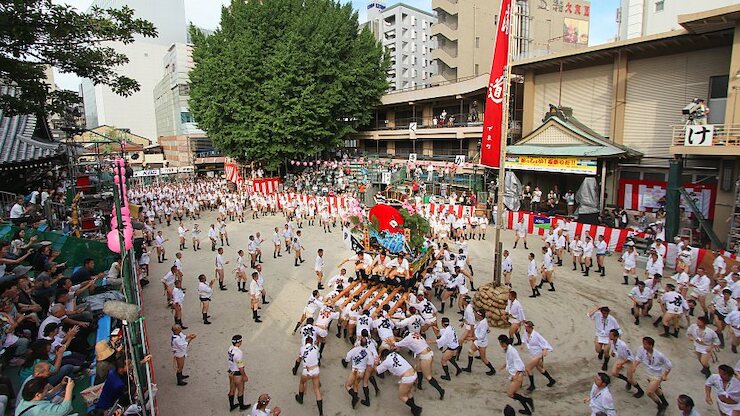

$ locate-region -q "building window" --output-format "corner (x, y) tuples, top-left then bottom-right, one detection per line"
(178, 84), (190, 96)
(422, 19), (427, 29)
(180, 111), (194, 124)
(654, 1), (664, 12)
(475, 37), (480, 48)
(709, 75), (729, 99)
(475, 64), (479, 76)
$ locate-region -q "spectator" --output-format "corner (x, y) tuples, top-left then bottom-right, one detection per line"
(16, 362), (66, 408)
(94, 329), (124, 385)
(94, 356), (135, 415)
(19, 339), (77, 386)
(31, 271), (62, 308)
(40, 323), (86, 369)
(105, 256), (123, 288)
(14, 275), (43, 333)
(16, 376), (76, 416)
(0, 298), (31, 366)
(32, 245), (64, 274)
(38, 304), (90, 354)
(55, 277), (97, 322)
(9, 197), (33, 224)
(531, 186), (542, 213)
(618, 208), (628, 229)
(0, 243), (34, 282)
(9, 230), (37, 259)
(70, 258), (105, 285)
(521, 185), (532, 211)
(564, 190), (575, 216)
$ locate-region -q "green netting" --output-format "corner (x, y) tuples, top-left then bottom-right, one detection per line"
(1, 224), (116, 274)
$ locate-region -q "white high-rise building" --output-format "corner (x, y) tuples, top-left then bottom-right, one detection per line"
(364, 2), (437, 91)
(617, 0), (738, 39)
(81, 0), (188, 140)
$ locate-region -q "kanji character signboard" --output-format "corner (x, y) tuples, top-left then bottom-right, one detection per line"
(684, 125), (714, 146)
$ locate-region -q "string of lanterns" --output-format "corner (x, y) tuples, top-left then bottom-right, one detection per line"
(106, 158), (134, 253)
(287, 159), (471, 170)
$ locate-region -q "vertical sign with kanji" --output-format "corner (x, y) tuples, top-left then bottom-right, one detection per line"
(480, 0), (512, 168)
(684, 125), (714, 146)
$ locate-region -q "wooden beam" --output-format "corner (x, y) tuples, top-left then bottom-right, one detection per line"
(340, 283), (368, 309)
(388, 292), (410, 317)
(374, 286), (403, 318)
(352, 284), (380, 311)
(362, 286), (390, 312)
(324, 280), (361, 306)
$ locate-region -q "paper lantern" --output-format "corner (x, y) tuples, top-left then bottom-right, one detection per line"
(303, 162), (308, 166)
(290, 160), (295, 165)
(309, 162), (314, 167)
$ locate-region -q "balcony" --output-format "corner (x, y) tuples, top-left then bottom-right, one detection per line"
(433, 0), (458, 16)
(433, 24), (458, 43)
(669, 124), (740, 156)
(431, 47), (458, 69)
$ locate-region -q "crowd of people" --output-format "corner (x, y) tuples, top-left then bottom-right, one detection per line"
(126, 176), (740, 416)
(0, 222), (151, 415)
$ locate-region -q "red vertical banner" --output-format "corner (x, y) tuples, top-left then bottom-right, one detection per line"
(480, 0), (512, 168)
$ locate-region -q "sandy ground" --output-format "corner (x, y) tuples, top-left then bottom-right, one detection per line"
(141, 210), (734, 416)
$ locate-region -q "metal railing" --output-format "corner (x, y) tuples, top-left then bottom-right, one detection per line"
(386, 73), (488, 95)
(671, 124), (740, 146)
(368, 112), (483, 130)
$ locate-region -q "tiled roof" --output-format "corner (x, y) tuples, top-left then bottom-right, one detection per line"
(0, 113), (64, 165)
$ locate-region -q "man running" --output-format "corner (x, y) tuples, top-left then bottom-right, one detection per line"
(498, 334), (534, 415)
(522, 320), (556, 391)
(687, 316), (720, 378)
(587, 306), (620, 371)
(436, 317), (462, 381)
(631, 336), (672, 414)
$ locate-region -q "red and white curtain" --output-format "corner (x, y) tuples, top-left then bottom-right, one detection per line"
(248, 178), (281, 195)
(422, 203), (475, 218)
(274, 192), (355, 214)
(619, 179), (717, 219)
(224, 160), (243, 187)
(505, 211), (645, 253)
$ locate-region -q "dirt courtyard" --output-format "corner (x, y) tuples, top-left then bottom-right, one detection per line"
(141, 211), (734, 415)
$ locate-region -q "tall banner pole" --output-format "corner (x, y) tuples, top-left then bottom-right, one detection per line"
(483, 0), (514, 286)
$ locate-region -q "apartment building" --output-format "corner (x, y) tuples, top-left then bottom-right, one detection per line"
(365, 2), (438, 90)
(432, 0), (592, 83)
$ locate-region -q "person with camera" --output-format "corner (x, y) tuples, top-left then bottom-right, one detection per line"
(16, 374), (76, 416)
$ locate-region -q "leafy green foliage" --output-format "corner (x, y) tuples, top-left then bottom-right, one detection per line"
(0, 0), (157, 116)
(400, 209), (430, 251)
(188, 0), (390, 168)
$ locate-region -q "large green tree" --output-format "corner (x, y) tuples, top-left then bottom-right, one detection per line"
(0, 0), (157, 116)
(188, 0), (390, 167)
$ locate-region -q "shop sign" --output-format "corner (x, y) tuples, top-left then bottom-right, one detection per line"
(133, 169), (160, 177)
(160, 167), (178, 174)
(178, 166), (195, 173)
(505, 155), (597, 175)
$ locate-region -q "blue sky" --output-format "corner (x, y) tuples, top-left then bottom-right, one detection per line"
(54, 0), (619, 89)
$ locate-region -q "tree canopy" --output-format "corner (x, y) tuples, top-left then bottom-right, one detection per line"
(188, 0), (390, 167)
(0, 0), (157, 116)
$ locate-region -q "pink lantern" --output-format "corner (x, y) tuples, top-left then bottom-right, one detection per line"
(303, 162), (308, 166)
(106, 230), (121, 253)
(290, 160), (295, 165)
(309, 162), (313, 167)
